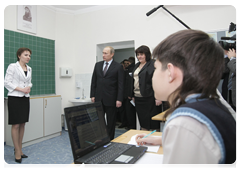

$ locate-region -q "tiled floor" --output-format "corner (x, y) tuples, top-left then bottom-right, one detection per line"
(4, 126), (128, 164)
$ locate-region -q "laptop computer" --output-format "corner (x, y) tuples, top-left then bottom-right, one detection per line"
(64, 101), (147, 164)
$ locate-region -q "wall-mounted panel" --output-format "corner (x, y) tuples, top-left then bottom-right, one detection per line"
(4, 29), (55, 97)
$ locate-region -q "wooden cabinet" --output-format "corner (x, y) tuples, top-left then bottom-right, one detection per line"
(5, 95), (62, 147)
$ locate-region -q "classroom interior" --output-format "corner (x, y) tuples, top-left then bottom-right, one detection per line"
(3, 4), (236, 165)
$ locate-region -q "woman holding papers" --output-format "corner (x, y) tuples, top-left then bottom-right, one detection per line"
(4, 47), (32, 163)
(129, 45), (162, 131)
(136, 30), (236, 164)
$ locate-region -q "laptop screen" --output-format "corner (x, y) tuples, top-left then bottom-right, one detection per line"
(64, 102), (110, 159)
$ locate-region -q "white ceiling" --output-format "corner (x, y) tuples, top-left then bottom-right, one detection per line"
(46, 5), (115, 14)
(50, 5), (97, 11)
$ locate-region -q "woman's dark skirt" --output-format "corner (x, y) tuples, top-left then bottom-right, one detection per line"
(8, 96), (30, 125)
(135, 96), (162, 130)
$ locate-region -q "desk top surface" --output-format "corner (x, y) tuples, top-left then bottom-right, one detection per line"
(152, 110), (167, 121)
(112, 129), (163, 154)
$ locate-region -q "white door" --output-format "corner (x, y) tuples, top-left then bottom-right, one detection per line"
(44, 97), (62, 136)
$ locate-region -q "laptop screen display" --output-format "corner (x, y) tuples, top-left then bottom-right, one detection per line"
(64, 102), (110, 159)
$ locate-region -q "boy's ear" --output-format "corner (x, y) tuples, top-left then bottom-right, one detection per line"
(167, 63), (176, 83)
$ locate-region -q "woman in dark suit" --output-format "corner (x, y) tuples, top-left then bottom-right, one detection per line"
(129, 45), (162, 131)
(4, 47), (32, 163)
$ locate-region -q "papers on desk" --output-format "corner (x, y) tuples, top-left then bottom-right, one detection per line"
(135, 153), (163, 164)
(128, 134), (160, 153)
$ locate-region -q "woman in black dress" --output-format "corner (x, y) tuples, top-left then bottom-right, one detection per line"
(4, 47), (32, 163)
(129, 45), (163, 131)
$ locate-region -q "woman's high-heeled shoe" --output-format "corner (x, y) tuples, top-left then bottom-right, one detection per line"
(15, 157), (22, 163)
(14, 149), (28, 158)
(21, 154), (28, 158)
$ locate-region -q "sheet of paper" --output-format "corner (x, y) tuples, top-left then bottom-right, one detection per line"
(130, 100), (135, 107)
(135, 153), (163, 164)
(128, 134), (160, 153)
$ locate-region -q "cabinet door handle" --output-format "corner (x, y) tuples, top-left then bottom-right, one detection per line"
(45, 99), (47, 108)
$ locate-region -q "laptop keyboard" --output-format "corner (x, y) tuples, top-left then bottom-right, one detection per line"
(85, 143), (133, 164)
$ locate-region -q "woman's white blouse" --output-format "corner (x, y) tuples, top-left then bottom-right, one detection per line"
(4, 61), (32, 97)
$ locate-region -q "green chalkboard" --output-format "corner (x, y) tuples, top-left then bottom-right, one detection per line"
(4, 29), (55, 97)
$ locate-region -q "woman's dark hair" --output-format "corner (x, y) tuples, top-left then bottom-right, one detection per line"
(16, 47), (32, 61)
(135, 45), (152, 62)
(152, 29), (225, 118)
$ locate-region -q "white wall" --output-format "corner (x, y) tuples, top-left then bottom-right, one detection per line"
(73, 5), (235, 71)
(55, 11), (75, 112)
(4, 5), (236, 116)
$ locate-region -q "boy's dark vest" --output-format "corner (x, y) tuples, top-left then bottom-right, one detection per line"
(166, 99), (236, 164)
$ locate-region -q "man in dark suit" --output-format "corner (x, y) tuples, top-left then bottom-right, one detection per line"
(125, 57), (136, 129)
(90, 46), (124, 140)
(226, 48), (236, 111)
(117, 59), (128, 128)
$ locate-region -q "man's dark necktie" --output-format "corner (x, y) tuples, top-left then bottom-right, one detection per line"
(103, 62), (108, 76)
